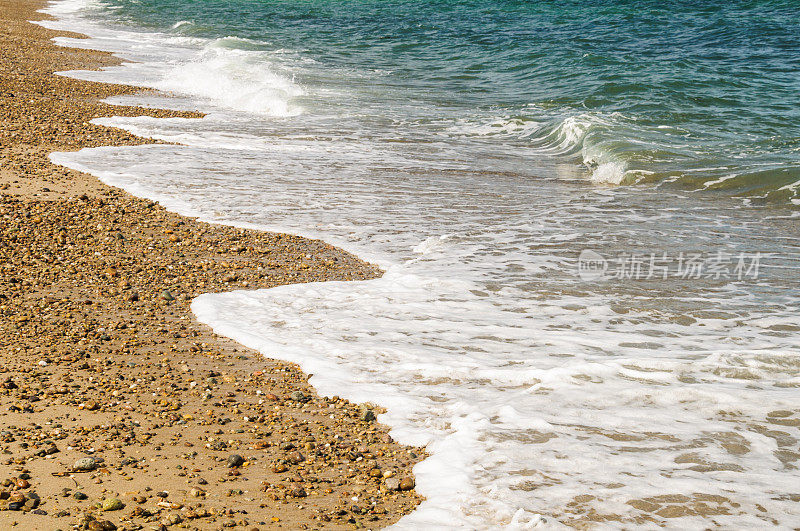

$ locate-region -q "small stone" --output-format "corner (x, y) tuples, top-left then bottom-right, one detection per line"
(384, 478), (400, 491)
(290, 391), (309, 403)
(87, 520), (117, 531)
(165, 513), (183, 525)
(73, 457), (97, 471)
(286, 451), (304, 464)
(398, 478), (415, 491)
(101, 497), (124, 511)
(84, 399), (99, 411)
(360, 408), (376, 422)
(288, 486), (306, 498)
(73, 491), (88, 500)
(160, 290), (175, 301)
(227, 454), (244, 468)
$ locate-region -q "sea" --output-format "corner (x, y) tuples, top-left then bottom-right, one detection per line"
(37, 0), (800, 528)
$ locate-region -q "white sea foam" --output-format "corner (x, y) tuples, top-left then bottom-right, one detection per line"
(171, 20), (193, 30)
(41, 0), (800, 528)
(37, 2), (303, 117)
(50, 141), (800, 529)
(153, 40), (304, 116)
(450, 112), (633, 185)
(588, 161), (627, 184)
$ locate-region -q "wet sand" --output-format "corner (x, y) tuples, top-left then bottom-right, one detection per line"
(0, 0), (424, 528)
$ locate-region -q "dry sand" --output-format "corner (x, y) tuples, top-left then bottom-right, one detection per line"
(0, 0), (424, 528)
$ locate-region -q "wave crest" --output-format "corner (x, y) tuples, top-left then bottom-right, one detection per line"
(156, 39), (304, 117)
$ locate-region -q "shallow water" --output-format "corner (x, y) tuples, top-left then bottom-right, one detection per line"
(47, 0), (800, 198)
(40, 0), (800, 528)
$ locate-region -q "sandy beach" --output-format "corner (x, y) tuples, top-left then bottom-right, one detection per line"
(0, 0), (423, 529)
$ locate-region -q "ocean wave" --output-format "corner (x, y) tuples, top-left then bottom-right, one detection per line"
(151, 37), (303, 117)
(700, 166), (800, 204)
(170, 19), (193, 30)
(452, 110), (800, 199)
(40, 0), (108, 16)
(207, 35), (272, 51)
(453, 112), (634, 185)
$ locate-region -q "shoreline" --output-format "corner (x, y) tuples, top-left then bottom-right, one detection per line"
(0, 0), (424, 529)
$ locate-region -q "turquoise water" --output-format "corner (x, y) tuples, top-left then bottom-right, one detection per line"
(97, 0), (800, 202)
(43, 0), (800, 527)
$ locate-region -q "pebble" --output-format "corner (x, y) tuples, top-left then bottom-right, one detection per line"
(0, 8), (425, 527)
(227, 454), (244, 468)
(101, 497), (124, 511)
(399, 478), (416, 491)
(73, 457), (97, 471)
(165, 513), (183, 525)
(286, 451), (305, 464)
(289, 486), (307, 498)
(86, 520), (117, 531)
(290, 391), (310, 403)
